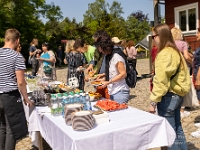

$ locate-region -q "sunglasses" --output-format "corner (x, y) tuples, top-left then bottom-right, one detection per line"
(151, 34), (159, 40)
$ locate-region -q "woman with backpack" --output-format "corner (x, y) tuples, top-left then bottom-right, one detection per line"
(95, 36), (130, 104)
(37, 42), (56, 80)
(149, 24), (190, 150)
(124, 40), (137, 69)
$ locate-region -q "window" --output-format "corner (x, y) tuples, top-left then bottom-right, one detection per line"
(175, 2), (198, 34)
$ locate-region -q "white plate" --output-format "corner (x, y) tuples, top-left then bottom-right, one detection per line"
(48, 81), (62, 85)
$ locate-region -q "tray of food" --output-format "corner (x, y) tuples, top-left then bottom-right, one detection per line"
(91, 81), (102, 86)
(88, 91), (102, 101)
(94, 99), (128, 112)
(43, 84), (73, 93)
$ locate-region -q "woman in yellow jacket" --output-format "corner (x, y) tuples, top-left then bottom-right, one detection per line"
(149, 24), (190, 150)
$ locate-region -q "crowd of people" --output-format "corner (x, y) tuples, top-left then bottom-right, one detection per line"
(0, 24), (200, 149)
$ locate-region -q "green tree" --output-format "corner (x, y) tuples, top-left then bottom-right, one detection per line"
(0, 0), (63, 62)
(83, 0), (126, 40)
(125, 11), (150, 43)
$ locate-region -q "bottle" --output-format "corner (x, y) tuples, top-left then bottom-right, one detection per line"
(82, 93), (87, 110)
(68, 94), (74, 104)
(62, 95), (68, 118)
(57, 93), (63, 116)
(85, 92), (92, 110)
(50, 95), (58, 116)
(74, 94), (80, 103)
(79, 92), (84, 103)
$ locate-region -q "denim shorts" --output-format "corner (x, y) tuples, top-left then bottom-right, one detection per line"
(110, 90), (130, 104)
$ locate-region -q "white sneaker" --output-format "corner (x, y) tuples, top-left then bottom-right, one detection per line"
(194, 123), (200, 128)
(191, 129), (200, 138)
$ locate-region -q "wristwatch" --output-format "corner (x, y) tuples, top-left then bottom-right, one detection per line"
(150, 101), (157, 107)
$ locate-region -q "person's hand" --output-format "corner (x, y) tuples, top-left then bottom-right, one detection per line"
(36, 49), (41, 53)
(149, 105), (156, 114)
(63, 58), (67, 64)
(93, 74), (100, 80)
(101, 81), (110, 88)
(24, 98), (34, 108)
(94, 74), (104, 80)
(36, 58), (44, 61)
(84, 76), (90, 82)
(195, 79), (200, 90)
(86, 64), (94, 74)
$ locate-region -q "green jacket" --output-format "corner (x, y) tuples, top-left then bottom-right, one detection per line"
(150, 47), (191, 102)
(93, 48), (104, 74)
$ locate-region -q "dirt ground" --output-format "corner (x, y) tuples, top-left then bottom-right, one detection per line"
(15, 59), (200, 150)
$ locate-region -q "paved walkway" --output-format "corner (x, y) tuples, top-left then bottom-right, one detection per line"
(15, 59), (200, 150)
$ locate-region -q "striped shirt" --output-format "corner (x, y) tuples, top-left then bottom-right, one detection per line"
(0, 48), (26, 93)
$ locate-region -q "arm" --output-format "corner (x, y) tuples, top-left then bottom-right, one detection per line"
(183, 49), (193, 65)
(86, 48), (100, 73)
(38, 57), (55, 63)
(195, 67), (200, 90)
(16, 70), (33, 107)
(37, 51), (56, 63)
(150, 49), (179, 102)
(102, 61), (127, 87)
(111, 61), (127, 82)
(29, 46), (38, 57)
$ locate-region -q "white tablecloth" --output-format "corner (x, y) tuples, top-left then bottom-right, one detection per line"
(28, 105), (176, 150)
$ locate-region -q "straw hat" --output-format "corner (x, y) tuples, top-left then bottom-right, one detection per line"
(112, 37), (122, 43)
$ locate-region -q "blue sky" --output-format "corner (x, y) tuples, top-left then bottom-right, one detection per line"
(44, 0), (165, 23)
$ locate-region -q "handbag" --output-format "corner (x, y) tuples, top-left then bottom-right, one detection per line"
(28, 56), (33, 64)
(43, 65), (52, 74)
(68, 74), (79, 88)
(182, 76), (199, 107)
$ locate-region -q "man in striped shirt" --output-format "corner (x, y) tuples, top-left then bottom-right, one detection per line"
(0, 29), (33, 149)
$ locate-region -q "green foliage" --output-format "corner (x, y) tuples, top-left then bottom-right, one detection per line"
(0, 0), (151, 63)
(82, 0), (150, 43)
(126, 15), (150, 43)
(0, 0), (63, 62)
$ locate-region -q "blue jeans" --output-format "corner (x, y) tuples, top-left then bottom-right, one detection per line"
(157, 92), (187, 150)
(110, 90), (130, 104)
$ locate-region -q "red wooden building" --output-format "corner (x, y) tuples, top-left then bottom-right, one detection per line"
(165, 0), (200, 50)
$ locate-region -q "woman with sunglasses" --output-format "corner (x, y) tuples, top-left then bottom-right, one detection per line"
(149, 24), (190, 150)
(16, 44), (25, 62)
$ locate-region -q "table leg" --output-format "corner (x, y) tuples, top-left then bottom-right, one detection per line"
(38, 132), (43, 150)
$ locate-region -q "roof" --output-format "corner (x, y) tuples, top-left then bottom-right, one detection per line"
(135, 33), (151, 50)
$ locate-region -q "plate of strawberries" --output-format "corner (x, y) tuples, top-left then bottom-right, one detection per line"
(94, 99), (128, 112)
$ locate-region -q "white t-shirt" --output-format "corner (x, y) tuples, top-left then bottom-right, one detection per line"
(107, 53), (130, 95)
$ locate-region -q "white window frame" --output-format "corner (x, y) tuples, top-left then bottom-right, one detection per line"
(174, 2), (198, 35)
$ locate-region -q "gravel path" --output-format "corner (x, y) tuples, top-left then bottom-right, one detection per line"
(15, 59), (200, 150)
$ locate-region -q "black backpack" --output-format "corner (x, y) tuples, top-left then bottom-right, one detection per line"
(109, 48), (137, 88)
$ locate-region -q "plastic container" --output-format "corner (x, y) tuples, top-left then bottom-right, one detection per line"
(62, 95), (69, 117)
(57, 93), (63, 115)
(85, 92), (92, 110)
(50, 95), (59, 116)
(68, 94), (74, 104)
(82, 93), (87, 110)
(74, 94), (81, 103)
